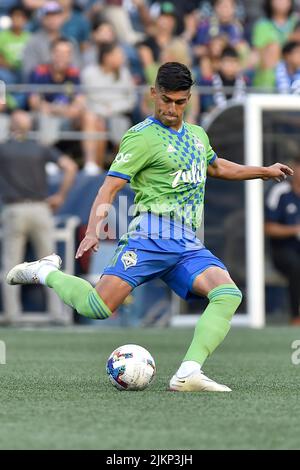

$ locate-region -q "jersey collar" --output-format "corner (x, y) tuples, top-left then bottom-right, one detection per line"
(148, 116), (185, 137)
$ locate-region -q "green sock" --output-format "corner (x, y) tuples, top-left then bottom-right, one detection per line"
(183, 284), (242, 365)
(46, 271), (112, 320)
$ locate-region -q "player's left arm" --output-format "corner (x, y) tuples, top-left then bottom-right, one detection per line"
(207, 157), (294, 182)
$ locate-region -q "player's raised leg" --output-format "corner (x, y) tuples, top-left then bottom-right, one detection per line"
(6, 254), (132, 319)
(169, 266), (242, 392)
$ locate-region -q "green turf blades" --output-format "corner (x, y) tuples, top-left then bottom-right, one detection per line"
(0, 327), (299, 449)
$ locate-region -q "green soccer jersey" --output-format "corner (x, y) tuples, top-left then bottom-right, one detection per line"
(107, 116), (217, 231)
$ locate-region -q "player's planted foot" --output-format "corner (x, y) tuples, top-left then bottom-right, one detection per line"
(169, 370), (232, 392)
(6, 254), (62, 286)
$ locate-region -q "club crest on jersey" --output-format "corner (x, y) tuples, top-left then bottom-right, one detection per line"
(121, 251), (138, 270)
(194, 138), (205, 152)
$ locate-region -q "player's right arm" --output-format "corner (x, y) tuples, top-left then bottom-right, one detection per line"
(75, 129), (150, 259)
(75, 176), (127, 258)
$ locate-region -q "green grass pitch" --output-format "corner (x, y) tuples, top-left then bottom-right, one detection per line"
(0, 326), (299, 450)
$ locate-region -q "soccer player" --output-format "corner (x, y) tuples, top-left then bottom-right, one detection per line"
(7, 62), (293, 392)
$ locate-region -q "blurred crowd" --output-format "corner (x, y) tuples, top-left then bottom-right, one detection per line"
(1, 0), (300, 172)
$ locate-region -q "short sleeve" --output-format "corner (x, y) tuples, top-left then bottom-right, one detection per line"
(43, 145), (62, 163)
(206, 144), (217, 166)
(107, 131), (150, 182)
(252, 20), (278, 48)
(202, 131), (217, 166)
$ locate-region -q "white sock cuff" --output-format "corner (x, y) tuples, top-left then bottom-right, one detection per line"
(39, 265), (58, 285)
(176, 361), (201, 378)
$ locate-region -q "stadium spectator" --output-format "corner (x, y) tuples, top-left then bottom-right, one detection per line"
(0, 110), (77, 324)
(252, 0), (299, 88)
(192, 0), (248, 62)
(83, 17), (143, 83)
(137, 2), (178, 83)
(81, 41), (136, 170)
(21, 1), (81, 79)
(196, 33), (230, 81)
(86, 0), (147, 45)
(22, 0), (44, 11)
(0, 6), (30, 81)
(28, 37), (100, 172)
(289, 19), (300, 42)
(127, 0), (153, 34)
(150, 0), (200, 35)
(275, 41), (300, 93)
(0, 6), (30, 109)
(59, 0), (91, 50)
(198, 45), (248, 115)
(265, 155), (300, 325)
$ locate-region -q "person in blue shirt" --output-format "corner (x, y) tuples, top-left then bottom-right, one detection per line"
(28, 37), (81, 105)
(265, 155), (300, 325)
(192, 0), (246, 62)
(60, 0), (91, 50)
(197, 45), (248, 115)
(275, 41), (300, 93)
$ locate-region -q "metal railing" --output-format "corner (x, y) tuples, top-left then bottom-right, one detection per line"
(3, 83), (282, 94)
(1, 83), (293, 143)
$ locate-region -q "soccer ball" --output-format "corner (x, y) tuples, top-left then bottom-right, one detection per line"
(106, 344), (156, 391)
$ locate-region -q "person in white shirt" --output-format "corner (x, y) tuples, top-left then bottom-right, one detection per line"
(81, 41), (136, 170)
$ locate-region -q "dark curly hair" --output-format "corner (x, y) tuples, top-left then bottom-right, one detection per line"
(282, 40), (300, 55)
(155, 62), (194, 91)
(264, 0), (294, 19)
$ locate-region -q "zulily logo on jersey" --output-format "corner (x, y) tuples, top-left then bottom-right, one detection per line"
(170, 161), (206, 188)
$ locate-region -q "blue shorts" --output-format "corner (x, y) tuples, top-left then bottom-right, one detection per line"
(102, 213), (227, 300)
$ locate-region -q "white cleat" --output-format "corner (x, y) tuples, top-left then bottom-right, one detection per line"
(6, 254), (62, 285)
(169, 370), (232, 392)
